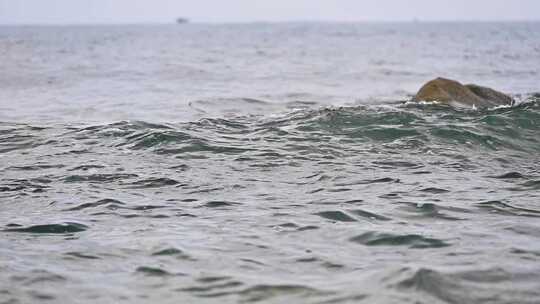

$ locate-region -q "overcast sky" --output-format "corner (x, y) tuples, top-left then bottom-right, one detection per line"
(1, 0), (539, 24)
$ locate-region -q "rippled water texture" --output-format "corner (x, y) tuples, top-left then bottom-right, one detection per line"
(1, 23), (540, 303)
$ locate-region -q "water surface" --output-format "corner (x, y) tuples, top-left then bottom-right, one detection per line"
(1, 22), (540, 303)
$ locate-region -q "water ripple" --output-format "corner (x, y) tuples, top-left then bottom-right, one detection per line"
(350, 231), (450, 248)
(4, 222), (88, 234)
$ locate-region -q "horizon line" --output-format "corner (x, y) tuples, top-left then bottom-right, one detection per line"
(1, 19), (539, 26)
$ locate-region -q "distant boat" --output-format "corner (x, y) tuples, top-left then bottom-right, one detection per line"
(176, 18), (189, 24)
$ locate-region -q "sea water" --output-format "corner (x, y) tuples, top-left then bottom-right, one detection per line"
(1, 22), (540, 303)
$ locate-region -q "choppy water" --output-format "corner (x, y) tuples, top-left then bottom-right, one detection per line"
(1, 22), (540, 303)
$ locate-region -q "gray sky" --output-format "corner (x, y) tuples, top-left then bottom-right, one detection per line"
(1, 0), (539, 24)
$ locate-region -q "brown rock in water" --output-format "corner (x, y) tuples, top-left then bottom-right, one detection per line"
(413, 77), (513, 108)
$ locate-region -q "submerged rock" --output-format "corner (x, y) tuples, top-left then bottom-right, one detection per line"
(413, 77), (514, 108)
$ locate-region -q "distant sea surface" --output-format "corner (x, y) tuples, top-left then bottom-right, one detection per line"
(1, 23), (539, 303)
